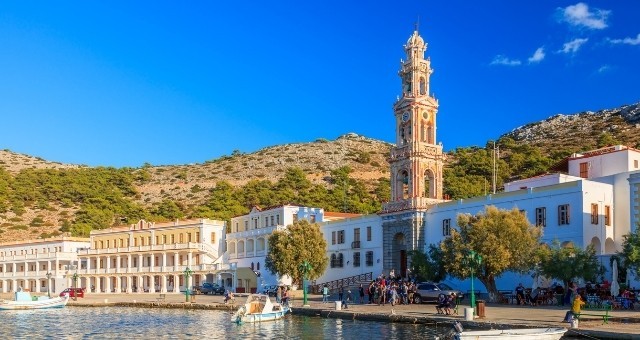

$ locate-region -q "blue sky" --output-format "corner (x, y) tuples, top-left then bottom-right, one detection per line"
(1, 1), (638, 167)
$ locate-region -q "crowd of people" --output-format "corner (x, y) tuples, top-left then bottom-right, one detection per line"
(321, 275), (421, 309)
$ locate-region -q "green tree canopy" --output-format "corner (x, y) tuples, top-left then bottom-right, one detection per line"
(620, 227), (640, 279)
(441, 206), (542, 294)
(537, 240), (603, 288)
(265, 219), (328, 285)
(409, 244), (446, 282)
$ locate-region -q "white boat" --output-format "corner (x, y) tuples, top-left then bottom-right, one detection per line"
(454, 326), (567, 340)
(0, 290), (70, 310)
(231, 293), (290, 324)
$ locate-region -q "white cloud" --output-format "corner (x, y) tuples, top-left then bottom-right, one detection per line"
(490, 55), (521, 66)
(597, 65), (611, 73)
(528, 47), (545, 63)
(559, 2), (610, 30)
(558, 38), (589, 53)
(609, 33), (640, 45)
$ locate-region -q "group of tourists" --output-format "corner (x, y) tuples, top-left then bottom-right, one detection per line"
(321, 275), (419, 308)
(435, 292), (457, 315)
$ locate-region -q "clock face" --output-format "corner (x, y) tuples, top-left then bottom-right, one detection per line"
(402, 112), (410, 122)
(422, 111), (429, 120)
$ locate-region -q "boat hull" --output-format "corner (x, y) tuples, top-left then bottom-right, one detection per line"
(0, 296), (69, 310)
(455, 327), (567, 340)
(236, 308), (289, 323)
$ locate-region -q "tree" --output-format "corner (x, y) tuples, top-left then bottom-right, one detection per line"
(620, 227), (640, 279)
(537, 240), (603, 288)
(409, 244), (446, 282)
(265, 220), (328, 285)
(440, 206), (542, 295)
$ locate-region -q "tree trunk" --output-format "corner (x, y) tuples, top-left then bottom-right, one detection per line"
(479, 275), (498, 296)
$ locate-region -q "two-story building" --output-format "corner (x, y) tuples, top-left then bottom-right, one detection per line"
(76, 218), (225, 294)
(0, 237), (90, 294)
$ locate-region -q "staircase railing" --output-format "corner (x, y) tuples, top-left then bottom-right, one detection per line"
(310, 272), (373, 294)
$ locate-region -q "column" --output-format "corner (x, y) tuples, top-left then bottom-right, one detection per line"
(173, 274), (179, 293)
(138, 275), (144, 293)
(126, 275), (132, 293)
(127, 255), (132, 273)
(1, 279), (6, 293)
(95, 276), (101, 293)
(35, 260), (40, 277)
(12, 279), (17, 292)
(187, 252), (192, 267)
(161, 274), (167, 293)
(106, 256), (111, 274)
(162, 253), (167, 272)
(86, 256), (91, 273)
(150, 274), (157, 294)
(150, 253), (155, 272)
(54, 259), (59, 276)
(116, 255), (121, 274)
(115, 276), (121, 293)
(24, 261), (27, 276)
(174, 253), (179, 271)
(138, 254), (143, 272)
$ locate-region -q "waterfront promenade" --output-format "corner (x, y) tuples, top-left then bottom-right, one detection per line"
(21, 292), (638, 339)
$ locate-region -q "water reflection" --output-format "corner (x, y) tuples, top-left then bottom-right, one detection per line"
(0, 307), (443, 339)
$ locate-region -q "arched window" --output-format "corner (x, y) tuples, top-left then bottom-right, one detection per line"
(330, 254), (337, 268)
(338, 253), (344, 268)
(419, 77), (426, 95)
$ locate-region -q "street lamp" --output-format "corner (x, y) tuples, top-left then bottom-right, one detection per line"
(299, 261), (312, 307)
(46, 272), (52, 298)
(184, 267), (193, 302)
(463, 250), (482, 314)
(72, 272), (79, 301)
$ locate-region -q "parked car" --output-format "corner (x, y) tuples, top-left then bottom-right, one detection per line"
(261, 285), (278, 297)
(413, 282), (463, 304)
(60, 287), (85, 298)
(195, 282), (225, 295)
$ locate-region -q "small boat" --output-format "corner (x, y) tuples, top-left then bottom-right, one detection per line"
(0, 289), (70, 310)
(231, 293), (290, 324)
(453, 323), (567, 340)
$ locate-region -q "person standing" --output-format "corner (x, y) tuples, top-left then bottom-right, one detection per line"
(322, 284), (329, 304)
(276, 286), (282, 303)
(359, 284), (365, 304)
(563, 294), (585, 322)
(515, 283), (525, 305)
(339, 286), (344, 302)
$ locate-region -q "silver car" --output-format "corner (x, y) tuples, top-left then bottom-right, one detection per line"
(413, 282), (464, 304)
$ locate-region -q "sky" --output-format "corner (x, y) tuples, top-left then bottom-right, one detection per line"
(1, 1), (639, 167)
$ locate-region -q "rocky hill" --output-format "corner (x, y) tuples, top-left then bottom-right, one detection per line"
(1, 102), (639, 243)
(504, 102), (640, 154)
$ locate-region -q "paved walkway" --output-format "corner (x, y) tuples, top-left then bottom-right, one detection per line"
(14, 292), (638, 338)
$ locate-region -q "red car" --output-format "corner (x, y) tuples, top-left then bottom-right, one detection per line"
(60, 287), (85, 298)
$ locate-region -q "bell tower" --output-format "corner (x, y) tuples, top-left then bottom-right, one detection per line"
(381, 28), (447, 279)
(384, 29), (444, 213)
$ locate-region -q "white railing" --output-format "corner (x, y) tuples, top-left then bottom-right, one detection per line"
(0, 252), (80, 262)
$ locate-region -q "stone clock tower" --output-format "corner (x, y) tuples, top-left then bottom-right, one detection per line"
(381, 29), (447, 278)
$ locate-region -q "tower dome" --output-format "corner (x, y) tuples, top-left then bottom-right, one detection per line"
(406, 30), (425, 47)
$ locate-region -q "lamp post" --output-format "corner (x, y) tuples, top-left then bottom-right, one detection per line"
(463, 250), (482, 314)
(46, 272), (52, 298)
(72, 272), (78, 301)
(184, 267), (193, 302)
(299, 260), (312, 307)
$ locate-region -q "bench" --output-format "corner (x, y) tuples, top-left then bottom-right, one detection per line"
(576, 307), (611, 324)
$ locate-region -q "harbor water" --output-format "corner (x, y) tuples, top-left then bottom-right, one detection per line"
(1, 307), (447, 339)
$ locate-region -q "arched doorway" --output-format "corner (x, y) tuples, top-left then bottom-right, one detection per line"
(392, 233), (408, 278)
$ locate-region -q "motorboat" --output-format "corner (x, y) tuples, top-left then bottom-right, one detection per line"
(231, 293), (289, 324)
(0, 289), (70, 310)
(452, 322), (567, 340)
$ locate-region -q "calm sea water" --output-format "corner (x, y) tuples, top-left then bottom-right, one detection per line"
(1, 307), (447, 339)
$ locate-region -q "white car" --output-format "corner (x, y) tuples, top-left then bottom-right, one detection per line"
(413, 282), (464, 304)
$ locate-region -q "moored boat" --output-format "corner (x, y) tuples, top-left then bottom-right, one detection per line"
(231, 293), (289, 324)
(453, 324), (567, 340)
(0, 289), (70, 310)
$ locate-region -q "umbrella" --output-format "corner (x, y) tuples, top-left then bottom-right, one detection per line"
(610, 259), (620, 297)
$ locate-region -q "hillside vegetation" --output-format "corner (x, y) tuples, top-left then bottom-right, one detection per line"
(0, 102), (638, 243)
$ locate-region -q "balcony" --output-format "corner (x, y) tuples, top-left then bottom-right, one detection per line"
(351, 241), (361, 249)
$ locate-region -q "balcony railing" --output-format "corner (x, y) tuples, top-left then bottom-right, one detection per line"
(351, 241), (361, 249)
